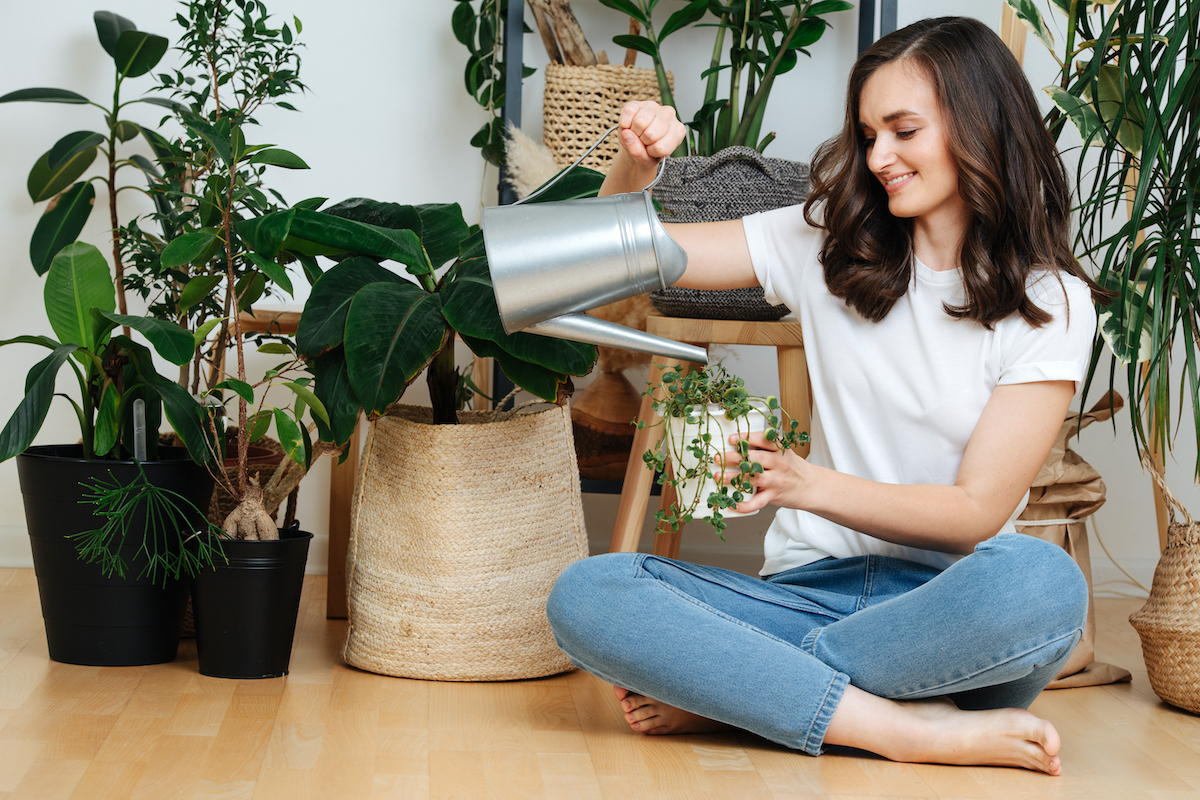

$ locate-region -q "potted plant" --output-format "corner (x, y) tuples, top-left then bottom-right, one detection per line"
(1004, 0), (1200, 711)
(0, 2), (330, 675)
(251, 171), (603, 680)
(0, 11), (225, 666)
(596, 0), (852, 321)
(639, 362), (806, 538)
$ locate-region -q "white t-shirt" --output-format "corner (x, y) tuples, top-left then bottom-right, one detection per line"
(741, 205), (1097, 575)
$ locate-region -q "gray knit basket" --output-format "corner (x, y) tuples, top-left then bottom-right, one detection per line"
(650, 146), (810, 320)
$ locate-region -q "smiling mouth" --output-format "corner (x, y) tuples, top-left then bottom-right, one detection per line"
(884, 172), (914, 187)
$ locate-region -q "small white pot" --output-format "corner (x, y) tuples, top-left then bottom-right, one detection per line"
(665, 402), (768, 520)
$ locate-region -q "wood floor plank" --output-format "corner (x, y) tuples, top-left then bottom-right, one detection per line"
(0, 573), (1194, 799)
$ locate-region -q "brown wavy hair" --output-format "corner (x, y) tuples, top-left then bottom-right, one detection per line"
(804, 16), (1110, 327)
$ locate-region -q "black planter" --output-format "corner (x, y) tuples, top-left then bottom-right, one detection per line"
(16, 445), (214, 666)
(190, 527), (312, 679)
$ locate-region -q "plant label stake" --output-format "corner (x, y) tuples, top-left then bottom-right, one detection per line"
(481, 125), (708, 364)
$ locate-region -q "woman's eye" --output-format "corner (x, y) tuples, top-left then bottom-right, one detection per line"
(897, 129), (918, 139)
(862, 137), (876, 148)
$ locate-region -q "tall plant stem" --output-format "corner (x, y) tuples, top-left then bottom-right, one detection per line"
(427, 335), (458, 425)
(733, 1), (809, 147)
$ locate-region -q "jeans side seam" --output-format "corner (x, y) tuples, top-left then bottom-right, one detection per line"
(886, 627), (1085, 699)
(801, 671), (849, 756)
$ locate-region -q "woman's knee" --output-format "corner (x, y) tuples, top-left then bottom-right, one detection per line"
(546, 553), (644, 643)
(976, 533), (1088, 629)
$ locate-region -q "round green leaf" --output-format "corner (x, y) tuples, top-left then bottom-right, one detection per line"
(94, 11), (138, 58)
(113, 30), (169, 78)
(27, 147), (97, 203)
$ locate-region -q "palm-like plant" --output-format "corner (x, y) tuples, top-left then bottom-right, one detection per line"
(1008, 0), (1200, 476)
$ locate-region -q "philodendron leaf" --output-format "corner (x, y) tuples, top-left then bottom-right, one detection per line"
(0, 87), (89, 104)
(311, 350), (361, 447)
(296, 256), (409, 356)
(48, 131), (105, 172)
(1003, 0), (1055, 52)
(113, 29), (169, 78)
(27, 147), (97, 203)
(287, 208), (431, 275)
(0, 344), (79, 461)
(45, 242), (115, 354)
(30, 181), (95, 276)
(344, 283), (447, 416)
(102, 313), (196, 366)
(94, 10), (138, 57)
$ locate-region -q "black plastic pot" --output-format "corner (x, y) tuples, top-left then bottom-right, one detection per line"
(16, 445), (214, 666)
(190, 527), (312, 679)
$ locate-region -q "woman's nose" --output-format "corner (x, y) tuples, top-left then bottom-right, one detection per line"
(867, 137), (894, 174)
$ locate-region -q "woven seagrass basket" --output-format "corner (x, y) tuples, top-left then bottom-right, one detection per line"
(542, 63), (670, 173)
(342, 404), (589, 681)
(1129, 460), (1200, 714)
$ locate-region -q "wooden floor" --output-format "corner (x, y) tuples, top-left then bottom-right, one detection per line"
(1, 569), (1198, 799)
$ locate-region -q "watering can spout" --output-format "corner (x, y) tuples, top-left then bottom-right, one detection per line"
(528, 313), (708, 364)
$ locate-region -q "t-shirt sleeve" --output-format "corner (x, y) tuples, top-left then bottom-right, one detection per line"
(741, 205), (822, 308)
(997, 273), (1097, 386)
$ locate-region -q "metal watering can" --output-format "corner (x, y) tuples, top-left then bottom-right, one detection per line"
(480, 127), (709, 365)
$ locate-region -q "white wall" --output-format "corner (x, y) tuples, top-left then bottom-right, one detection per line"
(1, 0), (1191, 596)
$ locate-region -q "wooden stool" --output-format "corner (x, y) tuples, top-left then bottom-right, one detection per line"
(608, 314), (809, 559)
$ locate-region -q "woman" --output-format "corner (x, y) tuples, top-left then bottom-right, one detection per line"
(546, 17), (1110, 775)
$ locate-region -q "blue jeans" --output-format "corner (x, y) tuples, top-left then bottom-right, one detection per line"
(546, 533), (1087, 756)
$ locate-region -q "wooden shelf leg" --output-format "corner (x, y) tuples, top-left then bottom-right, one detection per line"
(777, 344), (811, 459)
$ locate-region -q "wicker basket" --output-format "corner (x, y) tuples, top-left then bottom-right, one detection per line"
(648, 146), (810, 321)
(1129, 460), (1200, 714)
(342, 404), (589, 681)
(542, 63), (670, 173)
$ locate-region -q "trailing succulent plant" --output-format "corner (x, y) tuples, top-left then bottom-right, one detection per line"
(640, 362), (807, 536)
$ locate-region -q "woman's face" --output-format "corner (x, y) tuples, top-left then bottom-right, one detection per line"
(858, 60), (966, 233)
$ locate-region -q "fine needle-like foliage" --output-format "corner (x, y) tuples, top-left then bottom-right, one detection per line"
(71, 462), (226, 587)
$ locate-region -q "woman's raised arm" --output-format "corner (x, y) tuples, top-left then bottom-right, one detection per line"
(601, 101), (759, 291)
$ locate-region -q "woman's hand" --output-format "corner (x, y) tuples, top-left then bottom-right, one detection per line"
(715, 431), (814, 514)
(616, 100), (688, 167)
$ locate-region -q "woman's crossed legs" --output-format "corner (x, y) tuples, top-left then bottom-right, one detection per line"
(546, 534), (1087, 775)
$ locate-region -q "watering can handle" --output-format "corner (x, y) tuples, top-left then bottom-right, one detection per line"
(515, 125), (669, 206)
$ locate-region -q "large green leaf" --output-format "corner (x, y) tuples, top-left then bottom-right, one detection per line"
(596, 0), (650, 27)
(0, 88), (89, 104)
(113, 29), (169, 78)
(1091, 63), (1146, 155)
(461, 334), (573, 405)
(296, 257), (408, 356)
(47, 131), (105, 172)
(102, 312), (196, 366)
(44, 243), (115, 353)
(441, 248), (596, 376)
(287, 209), (430, 274)
(147, 378), (220, 467)
(30, 181), (95, 276)
(236, 210), (295, 257)
(321, 199), (469, 272)
(93, 379), (120, 458)
(0, 344), (79, 462)
(311, 350), (361, 447)
(660, 0), (708, 40)
(94, 11), (138, 57)
(27, 147), (97, 203)
(344, 283), (448, 416)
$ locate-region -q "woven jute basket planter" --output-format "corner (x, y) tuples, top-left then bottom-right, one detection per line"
(342, 403), (589, 681)
(649, 146), (810, 321)
(542, 63), (670, 173)
(1130, 460), (1200, 714)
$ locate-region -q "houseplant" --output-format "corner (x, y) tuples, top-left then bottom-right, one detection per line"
(275, 173), (604, 680)
(0, 2), (327, 674)
(1004, 0), (1200, 710)
(600, 0), (854, 156)
(640, 362), (806, 537)
(0, 11), (230, 666)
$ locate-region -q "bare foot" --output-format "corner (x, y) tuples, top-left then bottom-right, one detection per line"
(826, 687), (1065, 776)
(612, 686), (730, 736)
